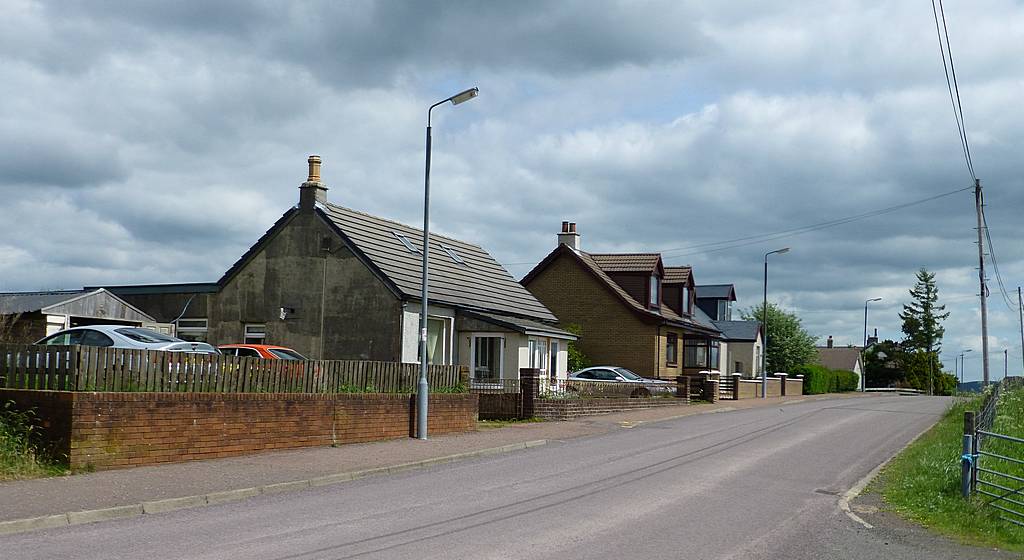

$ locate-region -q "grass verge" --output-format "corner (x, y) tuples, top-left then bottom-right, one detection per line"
(476, 418), (544, 430)
(0, 401), (67, 481)
(873, 391), (1024, 552)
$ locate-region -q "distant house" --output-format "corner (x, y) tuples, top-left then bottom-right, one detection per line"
(521, 222), (723, 379)
(816, 337), (863, 389)
(0, 288), (162, 343)
(94, 156), (576, 383)
(695, 284), (763, 377)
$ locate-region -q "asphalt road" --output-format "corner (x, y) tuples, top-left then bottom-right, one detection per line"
(3, 395), (1007, 560)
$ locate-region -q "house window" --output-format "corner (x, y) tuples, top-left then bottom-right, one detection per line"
(684, 338), (708, 368)
(392, 231), (421, 254)
(471, 335), (503, 382)
(417, 316), (452, 365)
(717, 300), (731, 321)
(441, 244), (466, 265)
(681, 286), (691, 314)
(735, 361), (743, 373)
(649, 275), (659, 307)
(529, 338), (548, 373)
(666, 333), (678, 365)
(244, 324), (266, 344)
(176, 318), (208, 342)
(709, 341), (721, 371)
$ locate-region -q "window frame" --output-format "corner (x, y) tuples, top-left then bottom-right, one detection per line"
(470, 334), (504, 383)
(244, 323), (266, 345)
(666, 333), (679, 366)
(649, 274), (660, 308)
(392, 231), (421, 254)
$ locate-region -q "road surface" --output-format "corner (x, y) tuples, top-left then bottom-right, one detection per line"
(3, 395), (1006, 559)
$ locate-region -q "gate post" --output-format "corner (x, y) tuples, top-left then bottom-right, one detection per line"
(962, 411), (975, 498)
(520, 368), (540, 419)
(675, 376), (690, 403)
(704, 372), (720, 403)
(732, 373), (742, 400)
(777, 373), (788, 396)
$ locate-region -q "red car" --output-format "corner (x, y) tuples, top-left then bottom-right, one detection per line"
(218, 344), (307, 360)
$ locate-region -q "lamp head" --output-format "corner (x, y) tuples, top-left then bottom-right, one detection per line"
(450, 87), (479, 105)
(868, 297), (882, 303)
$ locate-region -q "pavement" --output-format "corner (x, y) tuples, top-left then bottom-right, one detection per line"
(0, 392), (867, 534)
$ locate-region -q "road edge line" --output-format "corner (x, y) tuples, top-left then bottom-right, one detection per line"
(0, 439), (547, 537)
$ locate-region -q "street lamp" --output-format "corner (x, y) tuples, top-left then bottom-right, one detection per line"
(417, 87), (479, 441)
(958, 349), (973, 384)
(762, 247), (790, 398)
(862, 297), (882, 391)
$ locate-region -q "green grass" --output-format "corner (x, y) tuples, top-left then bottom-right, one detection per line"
(874, 389), (1024, 552)
(0, 401), (67, 481)
(476, 418), (544, 429)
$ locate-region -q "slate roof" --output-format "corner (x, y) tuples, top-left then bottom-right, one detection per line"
(663, 266), (691, 284)
(319, 203), (558, 322)
(463, 310), (577, 339)
(696, 284), (736, 300)
(712, 320), (761, 342)
(816, 347), (862, 371)
(0, 290), (86, 314)
(587, 253), (661, 273)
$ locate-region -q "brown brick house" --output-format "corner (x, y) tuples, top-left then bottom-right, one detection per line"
(521, 222), (724, 379)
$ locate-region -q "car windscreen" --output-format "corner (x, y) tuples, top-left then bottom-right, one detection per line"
(114, 328), (180, 343)
(614, 368), (643, 380)
(268, 349), (306, 360)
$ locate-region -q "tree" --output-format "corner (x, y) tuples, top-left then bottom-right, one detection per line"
(899, 268), (950, 354)
(898, 268), (950, 394)
(564, 324), (589, 373)
(742, 303), (817, 374)
(862, 339), (903, 388)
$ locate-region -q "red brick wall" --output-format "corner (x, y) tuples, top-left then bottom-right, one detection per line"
(0, 390), (477, 471)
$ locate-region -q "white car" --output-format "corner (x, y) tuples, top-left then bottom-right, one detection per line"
(36, 325), (220, 354)
(567, 366), (676, 397)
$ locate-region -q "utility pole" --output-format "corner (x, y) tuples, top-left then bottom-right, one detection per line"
(1018, 286), (1023, 376)
(1004, 349), (1008, 381)
(975, 179), (990, 386)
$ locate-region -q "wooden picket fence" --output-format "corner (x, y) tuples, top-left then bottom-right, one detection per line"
(0, 343), (466, 394)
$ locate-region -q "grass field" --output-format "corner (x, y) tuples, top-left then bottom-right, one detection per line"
(0, 401), (66, 481)
(874, 388), (1024, 552)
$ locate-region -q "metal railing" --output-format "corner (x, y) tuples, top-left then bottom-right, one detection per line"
(962, 380), (1024, 528)
(538, 377), (678, 399)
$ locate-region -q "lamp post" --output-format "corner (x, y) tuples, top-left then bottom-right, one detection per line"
(761, 247), (790, 398)
(862, 297), (882, 391)
(958, 349), (973, 384)
(418, 87), (479, 441)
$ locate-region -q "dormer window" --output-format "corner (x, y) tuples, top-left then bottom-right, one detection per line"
(681, 286), (691, 314)
(717, 299), (731, 320)
(649, 275), (660, 307)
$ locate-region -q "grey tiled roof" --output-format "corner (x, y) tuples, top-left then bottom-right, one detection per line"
(0, 290), (85, 314)
(320, 203), (557, 322)
(816, 347), (862, 371)
(712, 320), (760, 341)
(696, 284), (736, 300)
(463, 310), (577, 339)
(588, 253), (661, 273)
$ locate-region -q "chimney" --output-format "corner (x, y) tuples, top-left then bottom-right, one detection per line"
(557, 221), (581, 251)
(827, 335), (834, 349)
(299, 155), (328, 212)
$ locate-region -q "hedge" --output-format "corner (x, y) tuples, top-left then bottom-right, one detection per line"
(790, 364), (859, 394)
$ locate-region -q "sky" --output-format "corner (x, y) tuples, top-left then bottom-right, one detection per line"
(1, 1), (1022, 382)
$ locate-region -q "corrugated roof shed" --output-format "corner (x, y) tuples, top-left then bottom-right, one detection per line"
(320, 203), (557, 322)
(0, 290), (85, 314)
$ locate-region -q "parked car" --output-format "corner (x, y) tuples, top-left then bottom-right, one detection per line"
(218, 344), (307, 360)
(36, 325), (220, 354)
(568, 366), (675, 397)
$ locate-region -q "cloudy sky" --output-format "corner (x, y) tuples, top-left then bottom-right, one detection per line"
(2, 1), (1022, 381)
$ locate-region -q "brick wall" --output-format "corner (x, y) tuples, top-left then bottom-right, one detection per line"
(524, 253), (659, 377)
(0, 390), (477, 471)
(533, 397), (685, 421)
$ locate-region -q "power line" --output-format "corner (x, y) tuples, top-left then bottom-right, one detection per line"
(931, 0), (976, 181)
(656, 185), (972, 259)
(981, 202), (1017, 313)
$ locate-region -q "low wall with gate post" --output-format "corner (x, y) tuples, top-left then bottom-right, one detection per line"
(0, 389), (478, 471)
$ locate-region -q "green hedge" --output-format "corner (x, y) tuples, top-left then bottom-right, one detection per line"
(790, 364), (859, 394)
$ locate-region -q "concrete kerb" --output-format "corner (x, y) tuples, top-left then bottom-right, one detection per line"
(0, 439), (548, 536)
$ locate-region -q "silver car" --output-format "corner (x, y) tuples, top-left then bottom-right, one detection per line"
(567, 366), (675, 397)
(37, 325), (220, 354)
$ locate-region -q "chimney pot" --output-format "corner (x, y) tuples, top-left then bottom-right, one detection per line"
(561, 221), (569, 233)
(569, 222), (577, 233)
(557, 221), (581, 251)
(307, 155), (322, 183)
(827, 335), (834, 349)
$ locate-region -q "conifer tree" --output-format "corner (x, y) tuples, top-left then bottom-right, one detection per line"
(899, 268), (950, 354)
